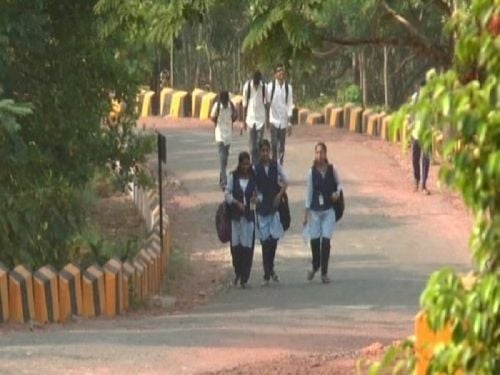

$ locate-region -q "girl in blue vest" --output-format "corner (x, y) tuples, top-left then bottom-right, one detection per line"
(303, 142), (342, 284)
(253, 139), (289, 286)
(225, 151), (258, 288)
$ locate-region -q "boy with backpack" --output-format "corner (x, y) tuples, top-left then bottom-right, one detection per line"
(267, 64), (294, 165)
(211, 90), (238, 191)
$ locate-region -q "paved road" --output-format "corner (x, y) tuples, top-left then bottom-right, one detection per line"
(0, 122), (471, 374)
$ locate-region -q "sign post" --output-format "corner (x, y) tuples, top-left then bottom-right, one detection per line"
(157, 132), (167, 251)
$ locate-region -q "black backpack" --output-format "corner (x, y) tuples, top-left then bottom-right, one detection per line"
(278, 192), (291, 231)
(213, 100), (237, 123)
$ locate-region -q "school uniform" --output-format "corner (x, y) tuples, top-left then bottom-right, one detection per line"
(254, 161), (288, 281)
(410, 91), (430, 190)
(267, 80), (293, 164)
(210, 101), (235, 190)
(242, 81), (268, 164)
(225, 171), (257, 286)
(305, 164), (342, 277)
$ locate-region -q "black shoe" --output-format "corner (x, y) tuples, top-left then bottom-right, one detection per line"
(307, 270), (316, 281)
(321, 274), (331, 284)
(233, 275), (240, 286)
(271, 272), (280, 282)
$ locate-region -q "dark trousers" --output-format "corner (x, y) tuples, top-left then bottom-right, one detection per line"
(310, 238), (331, 275)
(261, 238), (278, 280)
(412, 137), (430, 188)
(232, 245), (254, 284)
(217, 142), (230, 190)
(271, 126), (287, 165)
(249, 125), (265, 164)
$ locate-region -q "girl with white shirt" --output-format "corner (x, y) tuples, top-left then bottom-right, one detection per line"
(303, 142), (342, 284)
(211, 91), (237, 191)
(225, 151), (257, 288)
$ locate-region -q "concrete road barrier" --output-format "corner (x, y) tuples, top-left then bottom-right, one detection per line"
(160, 88), (174, 116)
(33, 265), (59, 323)
(349, 107), (363, 133)
(140, 91), (155, 118)
(0, 262), (8, 323)
(306, 112), (325, 126)
(169, 91), (190, 118)
(59, 263), (83, 322)
(329, 107), (344, 128)
(138, 249), (154, 296)
(82, 265), (105, 318)
(343, 103), (354, 130)
(104, 258), (124, 318)
(191, 88), (206, 118)
(122, 262), (135, 310)
(133, 259), (146, 300)
(298, 109), (310, 126)
(362, 109), (374, 133)
(323, 103), (335, 125)
(9, 265), (35, 323)
(199, 92), (218, 120)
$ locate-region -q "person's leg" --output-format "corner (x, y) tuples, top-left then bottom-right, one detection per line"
(261, 239), (271, 283)
(412, 137), (422, 191)
(270, 125), (279, 162)
(249, 126), (257, 164)
(255, 126), (265, 162)
(278, 128), (287, 165)
(269, 238), (279, 281)
(231, 245), (241, 285)
(308, 238), (321, 280)
(218, 143), (229, 190)
(320, 238), (331, 283)
(422, 150), (430, 194)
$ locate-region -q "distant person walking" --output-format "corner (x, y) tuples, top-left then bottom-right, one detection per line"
(267, 64), (294, 165)
(411, 80), (430, 195)
(210, 90), (238, 191)
(225, 151), (258, 288)
(303, 142), (342, 284)
(253, 139), (288, 286)
(242, 71), (268, 164)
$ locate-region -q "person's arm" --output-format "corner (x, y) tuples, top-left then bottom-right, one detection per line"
(287, 84), (294, 135)
(210, 102), (218, 125)
(331, 166), (342, 202)
(303, 169), (313, 226)
(225, 173), (235, 205)
(273, 163), (288, 208)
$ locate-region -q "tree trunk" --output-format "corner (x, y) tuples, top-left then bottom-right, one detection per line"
(384, 46), (389, 107)
(170, 37), (174, 88)
(360, 51), (368, 107)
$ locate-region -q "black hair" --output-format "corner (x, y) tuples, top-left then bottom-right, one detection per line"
(275, 63), (285, 73)
(233, 151), (252, 176)
(253, 70), (262, 86)
(258, 139), (271, 150)
(313, 142), (329, 166)
(219, 90), (229, 108)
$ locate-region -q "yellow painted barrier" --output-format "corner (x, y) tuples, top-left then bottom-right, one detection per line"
(169, 91), (189, 118)
(306, 112), (325, 126)
(343, 103), (354, 130)
(366, 113), (382, 136)
(140, 90), (155, 118)
(349, 107), (363, 133)
(59, 263), (82, 322)
(9, 265), (34, 323)
(82, 265), (105, 318)
(191, 88), (206, 118)
(324, 103), (335, 125)
(298, 108), (310, 125)
(362, 109), (374, 133)
(329, 108), (344, 128)
(160, 87), (174, 116)
(0, 262), (8, 323)
(199, 92), (218, 120)
(380, 115), (392, 141)
(104, 258), (123, 318)
(33, 265), (59, 323)
(122, 262), (135, 310)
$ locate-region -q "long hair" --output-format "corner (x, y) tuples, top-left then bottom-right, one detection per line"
(253, 70), (262, 86)
(313, 142), (329, 167)
(219, 90), (229, 108)
(259, 139), (271, 150)
(233, 151), (252, 176)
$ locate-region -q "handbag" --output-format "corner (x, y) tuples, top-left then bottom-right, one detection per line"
(278, 192), (291, 231)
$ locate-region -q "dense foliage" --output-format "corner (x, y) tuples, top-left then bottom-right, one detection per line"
(0, 0), (153, 269)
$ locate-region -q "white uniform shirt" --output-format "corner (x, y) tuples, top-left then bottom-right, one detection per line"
(210, 102), (233, 145)
(267, 80), (294, 129)
(242, 81), (268, 130)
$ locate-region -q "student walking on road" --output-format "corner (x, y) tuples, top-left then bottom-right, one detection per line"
(225, 151), (258, 288)
(253, 139), (288, 286)
(303, 142), (342, 284)
(242, 71), (268, 164)
(267, 64), (294, 165)
(211, 90), (238, 191)
(411, 80), (431, 195)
